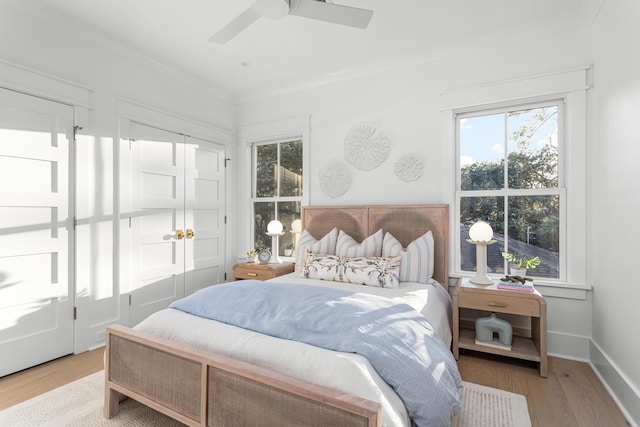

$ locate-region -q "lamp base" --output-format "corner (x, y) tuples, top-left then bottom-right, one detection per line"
(469, 273), (494, 285)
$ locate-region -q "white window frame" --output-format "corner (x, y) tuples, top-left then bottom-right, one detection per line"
(440, 68), (589, 293)
(238, 116), (310, 258)
(250, 137), (304, 252)
(455, 99), (567, 281)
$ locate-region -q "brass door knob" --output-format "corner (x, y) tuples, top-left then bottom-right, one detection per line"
(187, 229), (195, 239)
(176, 229), (184, 240)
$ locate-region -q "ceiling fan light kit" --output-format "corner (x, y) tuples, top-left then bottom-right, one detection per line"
(210, 0), (374, 44)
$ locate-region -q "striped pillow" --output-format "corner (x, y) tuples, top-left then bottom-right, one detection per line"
(382, 231), (434, 283)
(295, 227), (339, 274)
(335, 229), (383, 257)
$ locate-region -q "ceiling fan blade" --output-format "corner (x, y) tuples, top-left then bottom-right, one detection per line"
(209, 7), (260, 44)
(289, 0), (373, 29)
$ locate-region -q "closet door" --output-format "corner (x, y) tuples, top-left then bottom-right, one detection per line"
(0, 88), (74, 376)
(184, 137), (226, 295)
(128, 122), (186, 326)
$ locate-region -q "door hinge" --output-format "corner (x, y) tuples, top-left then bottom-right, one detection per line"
(73, 307), (77, 320)
(128, 294), (132, 306)
(129, 138), (136, 150)
(129, 217), (132, 228)
(224, 272), (227, 281)
(73, 216), (78, 230)
(224, 215), (227, 225)
(73, 125), (83, 140)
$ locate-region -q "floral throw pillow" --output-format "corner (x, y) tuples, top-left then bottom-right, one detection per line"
(302, 251), (401, 289)
(294, 227), (339, 274)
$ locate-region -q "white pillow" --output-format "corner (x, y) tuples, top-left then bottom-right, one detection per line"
(382, 230), (434, 283)
(295, 227), (339, 274)
(335, 229), (383, 257)
(302, 251), (401, 289)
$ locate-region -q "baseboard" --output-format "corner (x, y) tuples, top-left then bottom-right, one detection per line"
(589, 340), (640, 427)
(547, 330), (590, 361)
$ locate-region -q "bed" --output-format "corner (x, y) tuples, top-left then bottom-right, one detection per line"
(104, 204), (461, 427)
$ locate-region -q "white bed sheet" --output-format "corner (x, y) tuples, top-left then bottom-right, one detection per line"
(134, 277), (453, 427)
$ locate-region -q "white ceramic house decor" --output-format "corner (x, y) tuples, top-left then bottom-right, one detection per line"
(344, 122), (389, 171)
(319, 159), (352, 198)
(394, 153), (424, 182)
(475, 313), (513, 346)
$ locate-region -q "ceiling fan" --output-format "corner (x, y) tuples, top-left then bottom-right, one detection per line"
(209, 0), (374, 44)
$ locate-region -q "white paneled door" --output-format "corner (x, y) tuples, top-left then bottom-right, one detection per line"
(0, 88), (74, 376)
(184, 136), (226, 296)
(127, 123), (225, 326)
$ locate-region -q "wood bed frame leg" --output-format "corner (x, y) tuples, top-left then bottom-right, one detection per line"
(104, 387), (122, 418)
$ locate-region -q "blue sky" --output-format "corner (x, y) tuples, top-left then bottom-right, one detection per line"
(459, 107), (558, 167)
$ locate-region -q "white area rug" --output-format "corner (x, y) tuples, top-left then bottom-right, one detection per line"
(0, 371), (531, 426)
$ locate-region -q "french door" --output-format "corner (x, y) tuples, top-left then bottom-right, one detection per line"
(126, 122), (225, 326)
(0, 88), (74, 376)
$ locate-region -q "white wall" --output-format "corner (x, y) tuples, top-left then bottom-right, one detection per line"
(237, 24), (594, 358)
(0, 1), (235, 351)
(590, 0), (640, 424)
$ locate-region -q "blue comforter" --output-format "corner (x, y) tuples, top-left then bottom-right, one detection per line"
(170, 280), (462, 427)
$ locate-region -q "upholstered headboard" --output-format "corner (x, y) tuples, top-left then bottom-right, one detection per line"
(301, 205), (449, 289)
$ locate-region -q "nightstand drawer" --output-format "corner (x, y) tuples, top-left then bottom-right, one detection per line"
(234, 268), (275, 281)
(458, 291), (541, 317)
(232, 262), (295, 281)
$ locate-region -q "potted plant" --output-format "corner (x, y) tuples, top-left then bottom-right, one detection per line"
(501, 251), (540, 277)
(283, 243), (294, 257)
(246, 249), (258, 263)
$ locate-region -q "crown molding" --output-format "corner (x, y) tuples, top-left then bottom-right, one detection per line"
(235, 1), (602, 104)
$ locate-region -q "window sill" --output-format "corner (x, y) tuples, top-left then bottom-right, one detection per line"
(449, 273), (590, 300)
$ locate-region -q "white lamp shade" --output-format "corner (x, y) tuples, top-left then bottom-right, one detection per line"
(469, 221), (493, 242)
(291, 219), (302, 234)
(267, 220), (283, 235)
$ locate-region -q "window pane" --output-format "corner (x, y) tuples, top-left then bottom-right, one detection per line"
(460, 113), (505, 191)
(460, 196), (505, 275)
(506, 195), (559, 279)
(253, 201), (274, 251)
(279, 140), (303, 197)
(507, 106), (558, 189)
(256, 144), (277, 197)
(277, 201), (301, 257)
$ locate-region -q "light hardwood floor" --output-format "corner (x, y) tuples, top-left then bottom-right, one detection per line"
(0, 347), (631, 426)
(457, 350), (630, 427)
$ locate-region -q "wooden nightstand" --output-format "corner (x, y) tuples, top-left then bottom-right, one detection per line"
(453, 277), (548, 377)
(232, 262), (295, 281)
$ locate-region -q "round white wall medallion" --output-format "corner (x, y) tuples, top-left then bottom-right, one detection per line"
(344, 122), (389, 171)
(394, 153), (424, 182)
(319, 160), (352, 199)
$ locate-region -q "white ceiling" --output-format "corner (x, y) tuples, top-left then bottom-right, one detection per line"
(33, 0), (594, 101)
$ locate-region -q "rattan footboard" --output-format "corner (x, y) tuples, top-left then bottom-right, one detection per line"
(104, 325), (381, 427)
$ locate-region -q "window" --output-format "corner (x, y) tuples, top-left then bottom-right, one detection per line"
(252, 139), (303, 256)
(456, 100), (564, 279)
